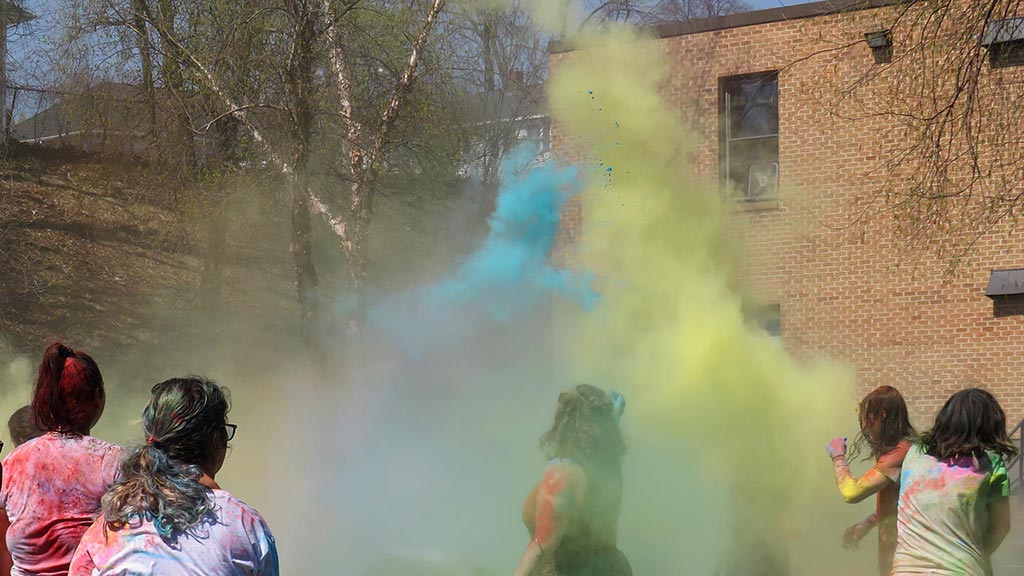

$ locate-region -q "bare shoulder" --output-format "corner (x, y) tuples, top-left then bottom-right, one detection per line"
(541, 460), (586, 496)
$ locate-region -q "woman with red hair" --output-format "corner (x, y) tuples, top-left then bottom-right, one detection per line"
(0, 343), (121, 576)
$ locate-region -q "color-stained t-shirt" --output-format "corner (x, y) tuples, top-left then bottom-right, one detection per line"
(876, 440), (912, 572)
(891, 444), (1009, 576)
(69, 489), (278, 576)
(1, 510), (14, 576)
(0, 433), (122, 576)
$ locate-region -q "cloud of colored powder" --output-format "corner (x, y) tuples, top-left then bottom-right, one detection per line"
(369, 146), (597, 355)
(270, 145), (603, 574)
(548, 27), (864, 574)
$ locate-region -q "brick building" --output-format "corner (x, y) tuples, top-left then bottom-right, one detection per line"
(551, 0), (1024, 428)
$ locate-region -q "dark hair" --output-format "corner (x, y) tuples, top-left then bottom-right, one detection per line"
(32, 342), (105, 433)
(8, 405), (44, 446)
(540, 384), (625, 470)
(848, 385), (916, 461)
(102, 377), (230, 538)
(920, 388), (1018, 460)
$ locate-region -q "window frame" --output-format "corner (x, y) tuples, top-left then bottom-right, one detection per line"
(719, 71), (780, 201)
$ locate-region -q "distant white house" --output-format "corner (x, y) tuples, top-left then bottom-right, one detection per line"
(13, 81), (160, 154)
(1, 0), (34, 138)
(460, 80), (551, 178)
(13, 81), (223, 160)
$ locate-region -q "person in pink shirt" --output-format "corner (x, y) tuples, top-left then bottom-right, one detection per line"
(70, 377), (278, 576)
(0, 343), (122, 576)
(1, 406), (47, 576)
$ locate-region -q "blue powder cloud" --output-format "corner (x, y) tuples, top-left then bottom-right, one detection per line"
(370, 146), (598, 353)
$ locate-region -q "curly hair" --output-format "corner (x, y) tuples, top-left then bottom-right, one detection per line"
(540, 384), (625, 471)
(102, 377), (230, 539)
(920, 388), (1018, 461)
(848, 385), (916, 461)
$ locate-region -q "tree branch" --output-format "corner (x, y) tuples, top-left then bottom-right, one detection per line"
(362, 0), (447, 184)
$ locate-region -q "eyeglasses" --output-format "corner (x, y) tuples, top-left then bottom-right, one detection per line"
(0, 439), (4, 453)
(225, 423), (237, 442)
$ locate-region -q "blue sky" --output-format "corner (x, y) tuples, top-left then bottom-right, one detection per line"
(4, 0), (813, 122)
(748, 0), (810, 10)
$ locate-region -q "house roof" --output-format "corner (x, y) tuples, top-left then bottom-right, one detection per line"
(461, 82), (547, 123)
(2, 1), (35, 26)
(550, 0), (904, 53)
(13, 82), (163, 143)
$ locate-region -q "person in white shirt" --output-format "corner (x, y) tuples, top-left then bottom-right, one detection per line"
(69, 377), (278, 576)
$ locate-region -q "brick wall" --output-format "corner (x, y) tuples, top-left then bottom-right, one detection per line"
(551, 4), (1024, 428)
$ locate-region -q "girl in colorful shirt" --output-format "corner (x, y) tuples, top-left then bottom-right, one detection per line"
(514, 384), (631, 576)
(891, 388), (1015, 576)
(826, 385), (914, 575)
(69, 376), (278, 576)
(0, 343), (121, 576)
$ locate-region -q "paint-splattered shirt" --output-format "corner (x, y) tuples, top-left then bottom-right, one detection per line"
(891, 444), (1009, 576)
(68, 489), (278, 576)
(0, 433), (122, 576)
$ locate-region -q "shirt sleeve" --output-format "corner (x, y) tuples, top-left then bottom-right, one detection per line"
(248, 513), (279, 576)
(0, 459), (6, 509)
(101, 445), (123, 487)
(987, 452), (1010, 498)
(68, 521), (100, 576)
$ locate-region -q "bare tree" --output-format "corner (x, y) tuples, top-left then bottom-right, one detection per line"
(131, 0), (447, 346)
(579, 0), (751, 29)
(449, 0), (550, 218)
(817, 0), (1024, 265)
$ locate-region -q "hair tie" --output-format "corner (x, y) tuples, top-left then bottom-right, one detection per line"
(146, 436), (161, 447)
(609, 390), (626, 420)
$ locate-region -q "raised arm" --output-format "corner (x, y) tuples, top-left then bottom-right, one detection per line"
(827, 437), (895, 504)
(513, 463), (581, 576)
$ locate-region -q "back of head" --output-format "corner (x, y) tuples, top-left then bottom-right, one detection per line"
(31, 342), (104, 434)
(540, 384), (625, 470)
(854, 385), (915, 459)
(922, 388), (1018, 460)
(103, 376), (230, 538)
(143, 377), (230, 465)
(8, 405), (44, 446)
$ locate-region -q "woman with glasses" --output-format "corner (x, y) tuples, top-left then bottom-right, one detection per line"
(69, 377), (278, 576)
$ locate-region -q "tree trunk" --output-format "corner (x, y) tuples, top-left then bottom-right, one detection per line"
(199, 185), (228, 315)
(286, 0), (321, 349)
(130, 0), (158, 138)
(157, 0), (194, 171)
(478, 13), (501, 221)
(289, 171), (320, 347)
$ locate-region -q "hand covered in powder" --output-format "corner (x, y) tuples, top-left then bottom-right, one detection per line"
(826, 437), (847, 459)
(842, 521), (872, 551)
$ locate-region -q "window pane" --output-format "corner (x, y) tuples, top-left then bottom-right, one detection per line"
(729, 76), (778, 138)
(727, 136), (778, 195)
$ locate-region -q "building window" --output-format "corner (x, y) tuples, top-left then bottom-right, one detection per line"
(981, 18), (1024, 68)
(986, 268), (1024, 317)
(744, 303), (781, 337)
(720, 72), (779, 200)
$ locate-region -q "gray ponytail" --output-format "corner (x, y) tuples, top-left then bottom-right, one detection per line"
(102, 377), (229, 538)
